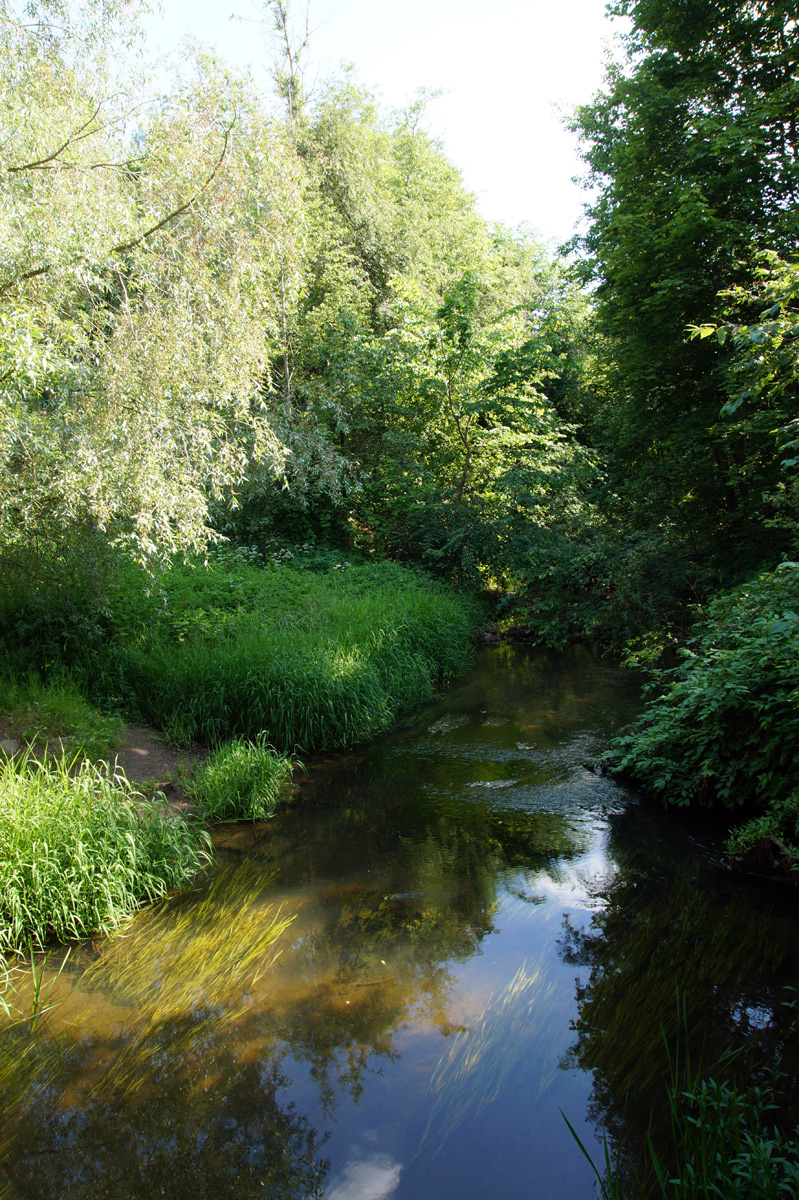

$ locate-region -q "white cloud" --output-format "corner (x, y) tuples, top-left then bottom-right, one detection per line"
(325, 1152), (403, 1200)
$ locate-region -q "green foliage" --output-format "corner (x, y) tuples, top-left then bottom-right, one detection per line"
(0, 670), (122, 760)
(187, 737), (295, 823)
(95, 558), (480, 751)
(605, 565), (799, 810)
(0, 752), (211, 955)
(725, 791), (799, 879)
(691, 253), (799, 544)
(572, 1061), (799, 1200)
(572, 0), (799, 591)
(0, 4), (298, 589)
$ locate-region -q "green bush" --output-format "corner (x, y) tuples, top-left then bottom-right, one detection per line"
(0, 752), (211, 954)
(187, 737), (294, 823)
(605, 564), (799, 810)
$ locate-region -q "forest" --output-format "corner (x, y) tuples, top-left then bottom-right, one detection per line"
(1, 0), (798, 1194)
(3, 0), (796, 857)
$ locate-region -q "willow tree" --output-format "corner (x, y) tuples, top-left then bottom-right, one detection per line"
(0, 1), (305, 607)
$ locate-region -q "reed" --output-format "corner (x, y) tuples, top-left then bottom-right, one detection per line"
(186, 736), (295, 822)
(0, 751), (211, 955)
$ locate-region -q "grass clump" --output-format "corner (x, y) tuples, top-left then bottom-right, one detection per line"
(0, 671), (122, 760)
(187, 737), (295, 823)
(101, 559), (480, 750)
(0, 752), (211, 955)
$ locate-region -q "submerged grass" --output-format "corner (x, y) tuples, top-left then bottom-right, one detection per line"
(100, 560), (480, 750)
(79, 867), (294, 1097)
(421, 955), (561, 1154)
(186, 736), (295, 822)
(0, 869), (294, 1178)
(0, 751), (211, 955)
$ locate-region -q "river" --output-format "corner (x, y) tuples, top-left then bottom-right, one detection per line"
(1, 645), (797, 1199)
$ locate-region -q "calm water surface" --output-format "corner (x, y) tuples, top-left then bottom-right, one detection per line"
(2, 645), (798, 1200)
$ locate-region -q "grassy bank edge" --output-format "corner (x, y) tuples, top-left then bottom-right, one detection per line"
(1, 561), (480, 958)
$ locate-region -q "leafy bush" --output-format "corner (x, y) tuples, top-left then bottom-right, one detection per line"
(569, 991), (799, 1200)
(187, 737), (295, 823)
(0, 753), (211, 954)
(605, 565), (799, 810)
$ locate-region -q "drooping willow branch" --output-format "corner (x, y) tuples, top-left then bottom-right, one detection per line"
(0, 119), (235, 298)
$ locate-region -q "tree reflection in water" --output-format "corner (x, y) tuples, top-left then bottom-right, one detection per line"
(560, 855), (799, 1185)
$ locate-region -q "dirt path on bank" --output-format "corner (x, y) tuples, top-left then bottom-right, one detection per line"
(107, 725), (208, 816)
(0, 721), (207, 817)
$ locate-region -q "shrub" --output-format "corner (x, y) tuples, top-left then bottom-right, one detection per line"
(605, 564), (799, 811)
(0, 752), (211, 954)
(187, 737), (295, 823)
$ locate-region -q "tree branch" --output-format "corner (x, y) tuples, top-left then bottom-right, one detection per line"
(7, 103), (104, 173)
(111, 121), (233, 257)
(0, 120), (235, 298)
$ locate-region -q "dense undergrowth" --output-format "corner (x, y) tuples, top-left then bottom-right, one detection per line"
(0, 672), (123, 760)
(605, 564), (799, 877)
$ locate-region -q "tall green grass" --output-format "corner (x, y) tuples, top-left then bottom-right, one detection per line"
(186, 737), (295, 822)
(0, 752), (211, 955)
(0, 671), (122, 760)
(100, 561), (479, 750)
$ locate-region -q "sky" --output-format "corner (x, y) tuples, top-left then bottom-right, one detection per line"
(141, 0), (627, 246)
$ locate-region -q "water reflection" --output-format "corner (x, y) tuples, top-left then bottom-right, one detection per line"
(561, 812), (799, 1178)
(2, 646), (795, 1199)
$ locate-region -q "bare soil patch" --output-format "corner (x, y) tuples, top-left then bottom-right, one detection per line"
(107, 725), (207, 816)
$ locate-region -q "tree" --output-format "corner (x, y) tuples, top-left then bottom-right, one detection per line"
(572, 0), (799, 580)
(0, 4), (304, 597)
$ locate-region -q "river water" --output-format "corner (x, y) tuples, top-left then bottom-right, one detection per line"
(1, 645), (798, 1199)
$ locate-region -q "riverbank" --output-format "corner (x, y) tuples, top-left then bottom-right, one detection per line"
(0, 556), (481, 956)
